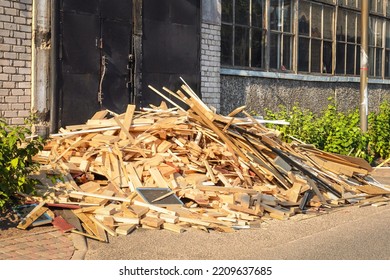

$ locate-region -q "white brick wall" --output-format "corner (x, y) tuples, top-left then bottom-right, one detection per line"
(0, 0), (32, 125)
(200, 22), (221, 112)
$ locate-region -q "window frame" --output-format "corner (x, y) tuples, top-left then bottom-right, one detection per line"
(220, 0), (267, 69)
(220, 0), (390, 80)
(297, 1), (335, 74)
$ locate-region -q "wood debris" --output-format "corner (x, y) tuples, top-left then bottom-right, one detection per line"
(21, 81), (390, 241)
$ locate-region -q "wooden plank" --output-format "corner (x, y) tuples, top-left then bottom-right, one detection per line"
(95, 214), (140, 224)
(70, 191), (129, 202)
(120, 105), (136, 140)
(159, 213), (179, 224)
(162, 223), (185, 233)
(196, 185), (258, 195)
(141, 216), (164, 228)
(116, 224), (137, 235)
(126, 163), (143, 190)
(73, 211), (99, 237)
(133, 200), (177, 216)
(88, 214), (117, 237)
(149, 167), (170, 188)
(178, 91), (249, 161)
(90, 110), (109, 120)
(148, 85), (186, 112)
(114, 115), (135, 142)
(17, 202), (48, 230)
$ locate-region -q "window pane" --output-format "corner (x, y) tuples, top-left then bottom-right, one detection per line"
(298, 1), (310, 36)
(283, 35), (293, 70)
(356, 44), (360, 75)
(386, 22), (390, 48)
(323, 7), (333, 40)
(270, 0), (281, 31)
(337, 9), (346, 42)
(369, 47), (375, 76)
(347, 12), (356, 43)
(385, 50), (390, 77)
(376, 48), (382, 77)
(235, 0), (250, 25)
(336, 42), (346, 74)
(311, 39), (321, 73)
(221, 24), (233, 65)
(252, 0), (264, 27)
(270, 33), (280, 68)
(323, 41), (333, 74)
(251, 28), (263, 68)
(283, 0), (293, 33)
(298, 37), (310, 71)
(356, 13), (361, 44)
(376, 19), (383, 47)
(234, 26), (249, 66)
(346, 44), (355, 74)
(222, 0), (233, 23)
(377, 0), (383, 14)
(369, 18), (375, 46)
(311, 4), (322, 38)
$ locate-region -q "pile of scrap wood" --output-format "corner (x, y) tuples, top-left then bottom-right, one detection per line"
(19, 81), (390, 241)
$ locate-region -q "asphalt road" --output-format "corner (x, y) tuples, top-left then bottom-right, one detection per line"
(85, 202), (390, 260)
(84, 168), (390, 260)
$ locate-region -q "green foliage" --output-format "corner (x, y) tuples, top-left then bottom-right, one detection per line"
(0, 119), (44, 208)
(264, 99), (390, 164)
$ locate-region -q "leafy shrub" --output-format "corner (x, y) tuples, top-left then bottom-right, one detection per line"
(264, 99), (390, 164)
(0, 119), (44, 208)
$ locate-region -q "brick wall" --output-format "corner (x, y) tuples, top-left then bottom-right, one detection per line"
(200, 22), (221, 112)
(0, 0), (32, 125)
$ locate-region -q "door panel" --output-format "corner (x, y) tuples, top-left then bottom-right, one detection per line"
(101, 19), (132, 113)
(61, 13), (100, 74)
(61, 74), (100, 126)
(142, 0), (200, 109)
(58, 0), (133, 127)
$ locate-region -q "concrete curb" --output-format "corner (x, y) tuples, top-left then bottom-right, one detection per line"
(70, 233), (88, 260)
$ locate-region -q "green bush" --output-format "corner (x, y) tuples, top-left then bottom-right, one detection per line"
(264, 99), (390, 164)
(0, 119), (44, 208)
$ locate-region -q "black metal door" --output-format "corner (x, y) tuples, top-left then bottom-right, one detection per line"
(141, 0), (200, 108)
(58, 0), (133, 127)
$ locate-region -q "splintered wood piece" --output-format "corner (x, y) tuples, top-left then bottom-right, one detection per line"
(120, 104), (136, 139)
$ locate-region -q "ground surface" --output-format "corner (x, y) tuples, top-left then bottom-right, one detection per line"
(84, 203), (390, 260)
(0, 204), (53, 240)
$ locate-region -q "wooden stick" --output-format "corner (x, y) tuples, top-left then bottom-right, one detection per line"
(148, 85), (186, 112)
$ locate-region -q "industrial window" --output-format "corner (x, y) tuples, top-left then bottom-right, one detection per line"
(221, 0), (266, 68)
(336, 9), (361, 75)
(220, 0), (390, 79)
(269, 0), (294, 71)
(298, 1), (334, 73)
